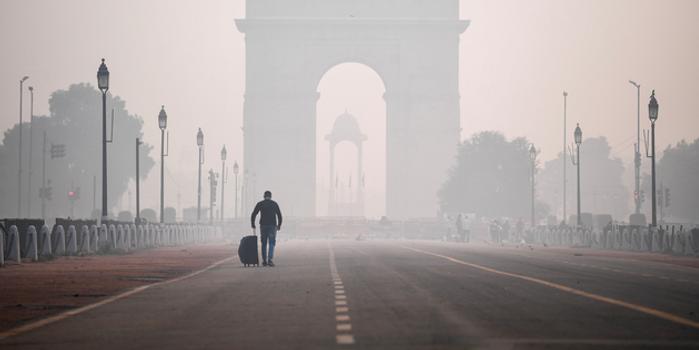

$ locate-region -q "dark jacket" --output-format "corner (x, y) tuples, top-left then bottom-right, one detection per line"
(251, 199), (283, 229)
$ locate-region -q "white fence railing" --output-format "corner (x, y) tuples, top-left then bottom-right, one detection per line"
(525, 225), (699, 256)
(1, 223), (222, 267)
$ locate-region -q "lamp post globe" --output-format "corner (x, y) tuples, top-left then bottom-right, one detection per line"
(221, 145), (227, 161)
(648, 90), (659, 123)
(197, 128), (204, 147)
(158, 105), (167, 130)
(574, 124), (582, 145)
(97, 59), (109, 92)
(529, 144), (537, 161)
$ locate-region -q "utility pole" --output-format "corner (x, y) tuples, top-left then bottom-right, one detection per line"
(562, 91), (568, 224)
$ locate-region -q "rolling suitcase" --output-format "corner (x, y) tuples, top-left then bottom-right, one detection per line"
(238, 235), (259, 267)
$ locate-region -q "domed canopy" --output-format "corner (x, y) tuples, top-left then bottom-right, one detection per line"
(325, 110), (367, 146)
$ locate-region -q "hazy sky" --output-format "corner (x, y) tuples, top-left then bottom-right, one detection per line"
(1, 0), (698, 217)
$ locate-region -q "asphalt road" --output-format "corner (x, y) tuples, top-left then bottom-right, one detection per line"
(2, 239), (698, 349)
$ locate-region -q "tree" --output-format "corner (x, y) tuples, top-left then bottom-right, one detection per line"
(641, 138), (699, 222)
(0, 83), (155, 219)
(538, 137), (629, 221)
(438, 131), (547, 219)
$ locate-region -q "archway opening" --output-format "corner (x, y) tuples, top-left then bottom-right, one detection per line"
(316, 62), (386, 218)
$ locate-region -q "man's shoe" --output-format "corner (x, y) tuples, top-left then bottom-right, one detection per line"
(268, 261), (275, 267)
(262, 261), (268, 267)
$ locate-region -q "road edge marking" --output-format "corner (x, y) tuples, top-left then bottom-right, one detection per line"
(401, 245), (699, 330)
(0, 255), (237, 341)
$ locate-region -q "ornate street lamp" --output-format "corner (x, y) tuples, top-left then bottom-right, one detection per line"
(97, 59), (110, 220)
(233, 161), (239, 218)
(196, 128), (204, 222)
(572, 124), (583, 226)
(220, 145), (227, 222)
(648, 90), (659, 227)
(17, 76), (29, 217)
(158, 105), (168, 223)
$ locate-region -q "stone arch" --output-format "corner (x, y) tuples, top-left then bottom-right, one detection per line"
(236, 1), (468, 218)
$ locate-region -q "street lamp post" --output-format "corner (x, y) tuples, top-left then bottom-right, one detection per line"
(233, 161), (239, 219)
(27, 85), (35, 217)
(529, 144), (537, 227)
(208, 169), (218, 225)
(629, 80), (642, 214)
(135, 138), (142, 224)
(158, 106), (168, 223)
(17, 76), (29, 217)
(97, 59), (110, 221)
(570, 124), (583, 227)
(562, 91), (568, 224)
(196, 128), (204, 222)
(647, 90), (659, 227)
(243, 170), (250, 215)
(220, 146), (227, 222)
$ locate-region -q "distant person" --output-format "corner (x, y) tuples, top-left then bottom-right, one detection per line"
(516, 218), (524, 242)
(502, 220), (511, 242)
(455, 214), (468, 242)
(251, 190), (283, 267)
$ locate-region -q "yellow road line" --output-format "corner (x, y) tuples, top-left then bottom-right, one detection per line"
(402, 245), (699, 330)
(0, 255), (237, 341)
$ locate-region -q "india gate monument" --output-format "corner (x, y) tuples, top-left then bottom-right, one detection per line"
(236, 0), (469, 218)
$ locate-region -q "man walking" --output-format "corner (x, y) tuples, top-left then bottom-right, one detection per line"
(251, 190), (283, 267)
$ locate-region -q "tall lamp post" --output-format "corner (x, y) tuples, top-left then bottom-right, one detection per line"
(220, 145), (227, 222)
(158, 106), (168, 223)
(233, 161), (239, 218)
(562, 91), (568, 224)
(97, 59), (110, 220)
(570, 124), (583, 226)
(529, 144), (537, 227)
(135, 138), (142, 224)
(242, 169), (249, 215)
(647, 90), (659, 227)
(17, 75), (29, 217)
(629, 80), (642, 214)
(27, 85), (35, 217)
(208, 169), (218, 225)
(196, 128), (204, 222)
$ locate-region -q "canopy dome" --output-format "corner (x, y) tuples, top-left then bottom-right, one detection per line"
(326, 110), (367, 145)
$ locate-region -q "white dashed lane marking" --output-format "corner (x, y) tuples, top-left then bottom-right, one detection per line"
(329, 241), (355, 345)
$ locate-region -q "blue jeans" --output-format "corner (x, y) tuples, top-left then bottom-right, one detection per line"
(260, 225), (277, 262)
